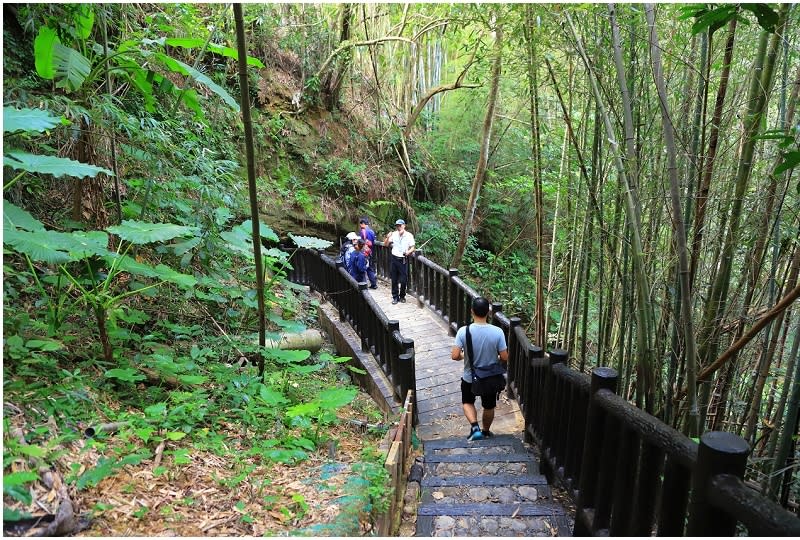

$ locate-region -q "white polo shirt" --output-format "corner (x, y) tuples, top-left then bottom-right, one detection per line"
(388, 230), (415, 258)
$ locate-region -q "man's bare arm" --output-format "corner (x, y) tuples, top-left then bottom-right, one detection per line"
(499, 349), (509, 364)
(451, 346), (463, 361)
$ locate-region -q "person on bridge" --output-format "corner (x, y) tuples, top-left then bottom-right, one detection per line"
(342, 232), (358, 272)
(383, 219), (415, 305)
(348, 239), (368, 283)
(451, 296), (509, 441)
(358, 217), (378, 289)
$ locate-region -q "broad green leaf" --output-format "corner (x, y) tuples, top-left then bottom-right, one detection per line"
(3, 471), (39, 487)
(3, 107), (64, 133)
(258, 384), (288, 406)
(74, 4), (95, 40)
(4, 151), (113, 179)
(134, 427), (155, 443)
(4, 507), (33, 522)
(288, 363), (324, 375)
(164, 38), (265, 68)
(221, 220), (278, 258)
(108, 255), (197, 288)
(63, 230), (111, 259)
(741, 4), (779, 32)
(145, 403), (167, 417)
(288, 233), (333, 250)
(25, 339), (64, 351)
(317, 387), (357, 410)
(156, 52), (239, 112)
(286, 402), (319, 418)
(165, 431), (186, 441)
(3, 228), (73, 264)
(263, 348), (311, 363)
(775, 151), (800, 175)
(104, 368), (146, 382)
(3, 201), (45, 232)
(34, 26), (59, 80)
(17, 445), (47, 458)
(107, 220), (197, 244)
(52, 43), (91, 92)
(172, 448), (191, 464)
(177, 374), (206, 385)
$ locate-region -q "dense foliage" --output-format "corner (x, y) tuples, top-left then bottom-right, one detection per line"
(3, 1), (799, 527)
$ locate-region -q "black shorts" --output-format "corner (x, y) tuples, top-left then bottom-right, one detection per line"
(461, 378), (498, 410)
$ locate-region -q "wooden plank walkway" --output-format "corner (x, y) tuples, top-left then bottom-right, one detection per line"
(367, 279), (524, 441)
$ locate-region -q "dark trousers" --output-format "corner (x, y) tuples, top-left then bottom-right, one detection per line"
(366, 257), (377, 287)
(390, 256), (407, 300)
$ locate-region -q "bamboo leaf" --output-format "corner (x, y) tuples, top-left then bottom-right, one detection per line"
(775, 151), (800, 175)
(155, 52), (239, 112)
(3, 151), (113, 179)
(106, 220), (198, 244)
(164, 37), (265, 68)
(3, 107), (65, 134)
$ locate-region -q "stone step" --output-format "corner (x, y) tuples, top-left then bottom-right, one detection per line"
(416, 503), (572, 537)
(424, 456), (538, 478)
(424, 434), (526, 452)
(421, 483), (552, 504)
(421, 473), (548, 488)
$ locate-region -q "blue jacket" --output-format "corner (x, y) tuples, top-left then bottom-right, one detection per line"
(349, 250), (368, 282)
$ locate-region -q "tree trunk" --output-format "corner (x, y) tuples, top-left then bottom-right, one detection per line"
(697, 4), (788, 428)
(451, 18), (502, 269)
(645, 4), (700, 436)
(234, 3), (267, 375)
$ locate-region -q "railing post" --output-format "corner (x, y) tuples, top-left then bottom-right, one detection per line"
(574, 366), (618, 537)
(524, 344), (543, 444)
(686, 431), (750, 536)
(541, 349), (567, 479)
(447, 269), (459, 335)
(507, 316), (521, 399)
(398, 338), (417, 425)
(357, 282), (368, 351)
(385, 320), (399, 374)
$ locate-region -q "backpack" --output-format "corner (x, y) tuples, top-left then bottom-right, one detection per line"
(360, 229), (373, 258)
(337, 241), (349, 265)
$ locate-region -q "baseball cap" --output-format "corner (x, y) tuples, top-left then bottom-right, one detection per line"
(395, 219), (405, 225)
(359, 217), (370, 224)
(346, 232), (358, 240)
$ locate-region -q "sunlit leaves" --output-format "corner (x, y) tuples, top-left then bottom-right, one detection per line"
(163, 37), (265, 68)
(34, 26), (59, 80)
(104, 368), (146, 382)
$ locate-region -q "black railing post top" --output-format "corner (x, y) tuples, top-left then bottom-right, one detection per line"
(591, 366), (618, 393)
(358, 282), (368, 290)
(388, 320), (400, 332)
(548, 348), (568, 364)
(401, 338), (414, 350)
(509, 316), (521, 326)
(448, 268), (459, 277)
(529, 344), (544, 357)
(492, 302), (503, 313)
(700, 431), (750, 459)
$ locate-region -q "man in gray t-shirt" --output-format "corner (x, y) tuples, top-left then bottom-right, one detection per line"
(451, 296), (508, 441)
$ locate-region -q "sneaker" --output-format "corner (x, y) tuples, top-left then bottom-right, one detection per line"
(399, 297), (406, 303)
(370, 285), (378, 289)
(392, 298), (399, 305)
(481, 430), (494, 438)
(467, 428), (483, 441)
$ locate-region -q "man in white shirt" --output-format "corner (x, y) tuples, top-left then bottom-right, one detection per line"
(383, 219), (415, 304)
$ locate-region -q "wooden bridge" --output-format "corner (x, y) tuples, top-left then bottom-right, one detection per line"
(284, 241), (800, 537)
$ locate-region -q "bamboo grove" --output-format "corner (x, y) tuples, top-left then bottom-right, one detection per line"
(3, 3), (799, 509)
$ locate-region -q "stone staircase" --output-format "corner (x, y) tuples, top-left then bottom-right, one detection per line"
(416, 434), (572, 536)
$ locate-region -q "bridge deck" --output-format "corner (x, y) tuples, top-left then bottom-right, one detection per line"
(368, 279), (524, 441)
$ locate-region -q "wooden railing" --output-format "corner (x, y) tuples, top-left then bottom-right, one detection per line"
(365, 245), (800, 536)
(284, 246), (417, 423)
(376, 390), (414, 536)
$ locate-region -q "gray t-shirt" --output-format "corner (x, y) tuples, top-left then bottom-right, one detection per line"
(454, 322), (508, 383)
